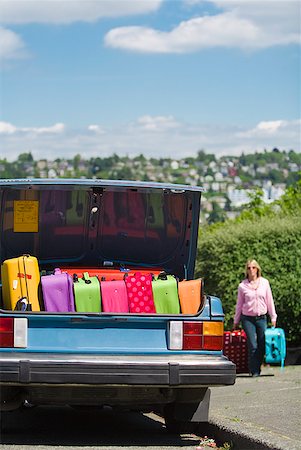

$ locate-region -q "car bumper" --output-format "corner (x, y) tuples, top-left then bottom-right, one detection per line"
(0, 353), (235, 387)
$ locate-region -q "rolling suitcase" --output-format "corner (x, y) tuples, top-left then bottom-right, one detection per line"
(125, 272), (156, 313)
(265, 327), (286, 368)
(73, 272), (101, 313)
(41, 268), (75, 312)
(178, 279), (203, 314)
(100, 280), (129, 313)
(152, 272), (180, 314)
(223, 330), (249, 374)
(1, 254), (41, 311)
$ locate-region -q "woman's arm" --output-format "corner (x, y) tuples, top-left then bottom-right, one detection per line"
(234, 285), (244, 327)
(266, 279), (277, 326)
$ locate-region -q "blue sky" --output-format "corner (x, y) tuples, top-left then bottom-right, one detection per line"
(0, 0), (300, 161)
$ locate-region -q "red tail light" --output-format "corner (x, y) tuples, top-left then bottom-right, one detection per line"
(0, 318), (14, 347)
(0, 317), (28, 348)
(169, 321), (224, 351)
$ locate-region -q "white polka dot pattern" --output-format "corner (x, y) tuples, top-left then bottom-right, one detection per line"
(125, 273), (156, 313)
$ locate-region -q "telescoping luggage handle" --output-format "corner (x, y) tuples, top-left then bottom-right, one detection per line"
(73, 272), (92, 284)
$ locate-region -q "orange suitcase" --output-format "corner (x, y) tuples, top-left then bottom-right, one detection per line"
(178, 279), (203, 314)
(1, 255), (41, 311)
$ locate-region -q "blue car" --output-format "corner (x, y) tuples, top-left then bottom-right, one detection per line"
(0, 179), (235, 432)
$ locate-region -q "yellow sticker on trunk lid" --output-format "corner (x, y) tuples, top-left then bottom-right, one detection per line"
(13, 200), (39, 232)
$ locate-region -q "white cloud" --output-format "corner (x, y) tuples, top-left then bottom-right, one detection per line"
(0, 122), (65, 135)
(238, 119), (301, 139)
(105, 0), (301, 52)
(88, 124), (105, 134)
(0, 0), (163, 24)
(255, 120), (287, 134)
(0, 121), (17, 134)
(0, 117), (300, 162)
(136, 115), (180, 131)
(0, 27), (27, 61)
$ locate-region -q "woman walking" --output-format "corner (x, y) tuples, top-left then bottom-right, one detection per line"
(234, 259), (277, 377)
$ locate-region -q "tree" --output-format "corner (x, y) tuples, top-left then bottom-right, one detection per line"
(17, 152), (33, 163)
(207, 202), (226, 224)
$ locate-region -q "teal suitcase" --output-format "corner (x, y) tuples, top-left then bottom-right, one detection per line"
(152, 273), (180, 314)
(265, 327), (286, 368)
(73, 272), (101, 313)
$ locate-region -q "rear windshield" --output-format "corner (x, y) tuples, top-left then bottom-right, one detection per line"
(98, 190), (186, 263)
(0, 188), (190, 267)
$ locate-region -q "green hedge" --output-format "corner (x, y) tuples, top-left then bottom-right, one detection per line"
(195, 215), (301, 346)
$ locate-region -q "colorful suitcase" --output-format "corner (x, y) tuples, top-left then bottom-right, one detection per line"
(125, 272), (156, 313)
(152, 273), (180, 314)
(1, 255), (41, 311)
(223, 330), (249, 374)
(65, 190), (86, 225)
(73, 272), (101, 313)
(100, 280), (129, 313)
(178, 279), (203, 314)
(41, 268), (75, 312)
(265, 327), (286, 368)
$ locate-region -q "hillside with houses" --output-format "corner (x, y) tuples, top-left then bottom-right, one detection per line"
(1, 148), (300, 223)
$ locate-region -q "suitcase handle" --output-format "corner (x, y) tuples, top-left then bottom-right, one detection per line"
(73, 273), (79, 283)
(157, 271), (168, 280)
(83, 272), (92, 284)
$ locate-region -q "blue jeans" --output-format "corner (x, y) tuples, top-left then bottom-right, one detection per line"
(241, 314), (267, 375)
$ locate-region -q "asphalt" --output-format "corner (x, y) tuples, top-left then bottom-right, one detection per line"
(207, 365), (301, 450)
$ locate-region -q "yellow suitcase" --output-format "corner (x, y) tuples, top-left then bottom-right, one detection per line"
(1, 255), (41, 311)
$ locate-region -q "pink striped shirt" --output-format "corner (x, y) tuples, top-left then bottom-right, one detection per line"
(234, 276), (277, 324)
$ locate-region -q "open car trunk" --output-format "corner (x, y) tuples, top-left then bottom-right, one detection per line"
(0, 179), (203, 314)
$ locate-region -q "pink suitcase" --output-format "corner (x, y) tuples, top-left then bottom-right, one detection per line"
(100, 280), (129, 313)
(41, 268), (75, 312)
(125, 272), (156, 313)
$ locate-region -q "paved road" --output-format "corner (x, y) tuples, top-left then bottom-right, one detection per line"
(209, 365), (301, 450)
(1, 366), (300, 449)
(0, 406), (200, 450)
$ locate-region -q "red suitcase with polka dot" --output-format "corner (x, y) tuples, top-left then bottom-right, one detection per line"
(125, 272), (156, 314)
(223, 330), (249, 374)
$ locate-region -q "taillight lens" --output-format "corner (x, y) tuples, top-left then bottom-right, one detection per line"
(169, 321), (224, 351)
(0, 318), (28, 348)
(0, 318), (14, 347)
(183, 322), (203, 350)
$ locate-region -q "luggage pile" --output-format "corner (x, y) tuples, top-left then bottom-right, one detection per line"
(0, 255), (203, 315)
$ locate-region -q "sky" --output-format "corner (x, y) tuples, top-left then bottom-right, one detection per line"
(0, 0), (300, 162)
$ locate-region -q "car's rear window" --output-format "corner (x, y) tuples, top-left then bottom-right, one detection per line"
(1, 188), (189, 266)
(98, 190), (186, 264)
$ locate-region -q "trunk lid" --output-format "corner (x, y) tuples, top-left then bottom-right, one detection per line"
(0, 179), (203, 279)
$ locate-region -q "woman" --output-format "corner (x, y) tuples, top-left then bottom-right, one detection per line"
(234, 259), (277, 377)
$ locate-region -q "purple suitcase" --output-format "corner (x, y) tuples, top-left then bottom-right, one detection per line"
(100, 280), (129, 313)
(41, 268), (75, 312)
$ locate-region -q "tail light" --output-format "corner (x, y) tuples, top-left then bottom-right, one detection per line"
(0, 317), (28, 348)
(169, 321), (223, 351)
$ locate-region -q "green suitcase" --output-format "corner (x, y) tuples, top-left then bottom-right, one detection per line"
(66, 190), (86, 225)
(73, 272), (101, 313)
(152, 273), (180, 314)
